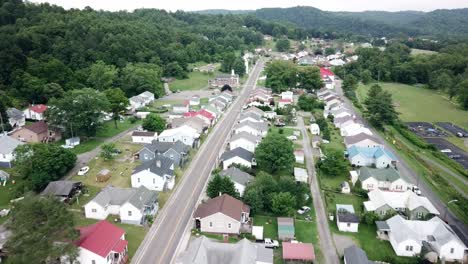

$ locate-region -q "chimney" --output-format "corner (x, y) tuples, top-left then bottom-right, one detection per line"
(219, 192), (222, 197)
(156, 160), (161, 168)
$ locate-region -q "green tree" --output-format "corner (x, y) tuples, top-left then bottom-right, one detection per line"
(232, 58), (246, 76)
(100, 143), (116, 161)
(456, 79), (468, 109)
(121, 63), (164, 98)
(324, 47), (336, 56)
(46, 88), (110, 137)
(318, 150), (347, 177)
(275, 38), (290, 52)
(206, 174), (239, 199)
(163, 62), (187, 79)
(297, 66), (323, 91)
(105, 88), (129, 128)
(6, 195), (78, 263)
(255, 132), (295, 173)
(363, 84), (399, 128)
(142, 113), (166, 133)
(14, 144), (76, 192)
(271, 192), (296, 216)
(361, 69), (373, 84)
(265, 60), (297, 93)
(87, 60), (118, 91)
(342, 74), (358, 91)
(297, 94), (321, 112)
(362, 211), (379, 225)
(243, 185), (264, 214)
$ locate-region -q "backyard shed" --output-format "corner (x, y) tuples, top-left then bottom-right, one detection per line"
(252, 226), (264, 241)
(282, 242), (315, 262)
(277, 217), (295, 241)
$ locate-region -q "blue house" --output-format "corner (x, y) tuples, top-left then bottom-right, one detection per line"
(347, 146), (396, 168)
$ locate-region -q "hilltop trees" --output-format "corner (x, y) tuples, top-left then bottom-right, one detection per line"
(87, 60), (118, 91)
(120, 63), (164, 98)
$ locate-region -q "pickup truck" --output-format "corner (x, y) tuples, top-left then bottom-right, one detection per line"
(264, 238), (279, 248)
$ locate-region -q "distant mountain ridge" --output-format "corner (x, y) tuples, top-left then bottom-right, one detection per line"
(192, 9), (253, 15)
(254, 6), (468, 37)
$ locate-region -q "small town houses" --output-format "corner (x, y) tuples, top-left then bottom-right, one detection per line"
(351, 166), (412, 192)
(131, 155), (175, 191)
(157, 125), (200, 148)
(128, 91), (155, 112)
(0, 135), (24, 168)
(138, 140), (189, 167)
(84, 185), (158, 225)
(219, 167), (253, 196)
(23, 104), (47, 121)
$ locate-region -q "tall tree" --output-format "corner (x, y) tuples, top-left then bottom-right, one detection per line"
(297, 66), (323, 91)
(363, 84), (399, 128)
(6, 195), (78, 263)
(87, 60), (118, 91)
(206, 174), (239, 199)
(318, 150), (348, 177)
(264, 60), (297, 93)
(255, 132), (295, 173)
(142, 113), (166, 133)
(271, 192), (296, 216)
(105, 88), (129, 128)
(275, 38), (290, 52)
(14, 144), (76, 192)
(121, 63), (164, 98)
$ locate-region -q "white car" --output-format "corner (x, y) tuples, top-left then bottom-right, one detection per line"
(412, 186), (422, 196)
(77, 166), (90, 176)
(297, 206), (311, 215)
(264, 238), (279, 248)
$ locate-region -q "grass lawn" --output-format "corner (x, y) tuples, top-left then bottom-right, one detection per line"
(152, 99), (183, 108)
(71, 137), (142, 189)
(269, 127), (302, 140)
(410, 48), (438, 56)
(253, 215), (278, 240)
(357, 83), (468, 129)
(170, 71), (218, 91)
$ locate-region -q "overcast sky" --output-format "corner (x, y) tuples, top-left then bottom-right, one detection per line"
(28, 0), (468, 12)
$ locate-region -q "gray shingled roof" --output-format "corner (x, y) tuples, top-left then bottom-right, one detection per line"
(41, 181), (81, 196)
(89, 185), (157, 210)
(344, 132), (379, 146)
(240, 112), (262, 122)
(220, 167), (253, 186)
(229, 131), (261, 145)
(220, 148), (254, 163)
(6, 108), (24, 119)
(337, 212), (360, 223)
(134, 155), (174, 177)
(0, 136), (24, 154)
(359, 167), (410, 183)
(344, 246), (374, 264)
(141, 141), (189, 155)
(235, 121), (268, 132)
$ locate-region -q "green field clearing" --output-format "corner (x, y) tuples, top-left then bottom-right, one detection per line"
(410, 48), (438, 56)
(170, 71), (217, 91)
(357, 83), (468, 129)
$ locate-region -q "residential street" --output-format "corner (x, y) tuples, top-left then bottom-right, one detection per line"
(334, 80), (468, 242)
(298, 115), (340, 264)
(131, 61), (264, 264)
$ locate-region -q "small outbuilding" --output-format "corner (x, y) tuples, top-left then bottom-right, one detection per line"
(294, 167), (308, 183)
(336, 204), (359, 233)
(294, 150), (305, 164)
(282, 242), (315, 263)
(41, 180), (83, 202)
(277, 217), (295, 241)
(310, 123), (320, 135)
(341, 181), (351, 194)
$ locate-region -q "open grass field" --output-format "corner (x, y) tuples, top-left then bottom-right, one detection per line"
(357, 83), (468, 129)
(410, 48), (438, 56)
(170, 70), (220, 91)
(253, 215), (278, 240)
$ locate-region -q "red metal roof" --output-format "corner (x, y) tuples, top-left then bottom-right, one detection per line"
(183, 111), (198, 118)
(282, 242), (315, 261)
(279, 99), (292, 103)
(320, 67), (335, 78)
(198, 109), (214, 120)
(112, 239), (128, 253)
(29, 104), (47, 113)
(76, 220), (126, 258)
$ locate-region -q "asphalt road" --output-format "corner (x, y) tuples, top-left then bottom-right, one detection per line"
(298, 115), (340, 264)
(131, 61), (264, 264)
(334, 80), (468, 242)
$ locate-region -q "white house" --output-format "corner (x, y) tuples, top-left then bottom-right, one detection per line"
(0, 136), (24, 168)
(158, 125), (200, 147)
(132, 131), (157, 144)
(309, 123), (320, 135)
(324, 99), (343, 111)
(347, 146), (397, 169)
(278, 99), (292, 109)
(264, 111), (277, 120)
(190, 95), (200, 106)
(294, 167), (308, 183)
(340, 123), (373, 137)
(358, 167), (412, 192)
(344, 133), (382, 148)
(234, 121), (268, 137)
(228, 132), (261, 153)
(173, 104), (189, 114)
(131, 156), (175, 191)
(84, 186), (158, 225)
(364, 189), (439, 220)
(139, 91), (155, 104)
(326, 108), (352, 119)
(294, 150), (305, 164)
(194, 194), (250, 234)
(379, 215), (466, 261)
(349, 170), (359, 186)
(220, 167), (253, 196)
(129, 95), (146, 111)
(336, 204), (359, 233)
(239, 112), (263, 123)
(281, 91), (293, 101)
(75, 221), (128, 264)
(6, 108), (25, 128)
(220, 147), (255, 170)
(23, 104), (47, 121)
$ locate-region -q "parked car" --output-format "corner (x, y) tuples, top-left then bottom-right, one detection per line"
(112, 149), (122, 155)
(264, 238), (279, 248)
(297, 206), (311, 215)
(412, 186), (422, 196)
(77, 166), (90, 176)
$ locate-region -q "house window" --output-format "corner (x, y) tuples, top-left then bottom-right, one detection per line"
(153, 178), (155, 184)
(405, 245), (413, 251)
(416, 212), (423, 219)
(138, 178), (140, 183)
(144, 154), (148, 159)
(128, 211), (132, 216)
(92, 261), (96, 264)
(450, 248), (454, 254)
(228, 223), (232, 229)
(91, 209), (97, 213)
(209, 222), (213, 227)
(347, 223), (351, 227)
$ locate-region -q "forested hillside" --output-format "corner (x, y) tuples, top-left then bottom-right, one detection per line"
(255, 6), (468, 37)
(0, 0), (280, 106)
